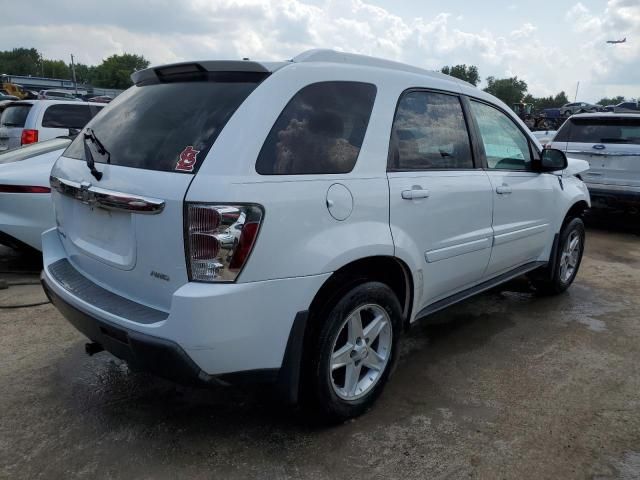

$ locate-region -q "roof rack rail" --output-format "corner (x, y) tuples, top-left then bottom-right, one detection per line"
(291, 49), (470, 85)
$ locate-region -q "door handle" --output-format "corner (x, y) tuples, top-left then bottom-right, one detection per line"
(401, 189), (430, 200)
(496, 185), (512, 195)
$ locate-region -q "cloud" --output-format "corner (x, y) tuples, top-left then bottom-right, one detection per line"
(0, 0), (637, 100)
(510, 23), (537, 39)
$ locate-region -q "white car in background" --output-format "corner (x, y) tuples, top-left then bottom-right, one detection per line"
(0, 138), (71, 251)
(38, 89), (82, 101)
(531, 130), (557, 146)
(0, 100), (103, 151)
(549, 113), (640, 212)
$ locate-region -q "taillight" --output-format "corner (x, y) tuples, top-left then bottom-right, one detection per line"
(185, 204), (263, 282)
(20, 129), (38, 145)
(0, 185), (50, 193)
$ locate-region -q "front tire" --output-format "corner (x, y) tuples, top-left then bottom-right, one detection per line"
(306, 282), (402, 422)
(530, 217), (585, 295)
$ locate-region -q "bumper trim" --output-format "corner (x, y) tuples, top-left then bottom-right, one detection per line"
(41, 272), (307, 398)
(48, 258), (167, 325)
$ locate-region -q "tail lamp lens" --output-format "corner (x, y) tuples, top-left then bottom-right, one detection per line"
(20, 129), (38, 145)
(186, 204), (263, 282)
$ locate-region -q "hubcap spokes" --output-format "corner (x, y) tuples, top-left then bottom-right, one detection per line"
(560, 230), (581, 283)
(330, 304), (392, 400)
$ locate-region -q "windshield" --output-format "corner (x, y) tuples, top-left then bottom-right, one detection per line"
(0, 104), (32, 127)
(63, 77), (266, 173)
(554, 117), (640, 145)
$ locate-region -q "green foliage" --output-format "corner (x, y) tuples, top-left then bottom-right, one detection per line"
(483, 76), (528, 107)
(596, 96), (626, 106)
(0, 48), (150, 89)
(523, 91), (569, 111)
(0, 48), (41, 76)
(91, 54), (150, 89)
(42, 60), (70, 79)
(441, 64), (480, 86)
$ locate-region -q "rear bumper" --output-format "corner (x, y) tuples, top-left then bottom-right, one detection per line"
(586, 183), (640, 208)
(41, 273), (210, 384)
(41, 228), (328, 397)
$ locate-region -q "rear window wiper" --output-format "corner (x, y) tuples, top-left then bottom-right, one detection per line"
(83, 128), (111, 181)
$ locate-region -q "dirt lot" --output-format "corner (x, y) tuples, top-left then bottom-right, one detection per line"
(1, 216), (639, 479)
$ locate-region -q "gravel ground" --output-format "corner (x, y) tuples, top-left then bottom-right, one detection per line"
(1, 215), (639, 479)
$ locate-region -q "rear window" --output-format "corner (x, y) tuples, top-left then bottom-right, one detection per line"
(255, 81), (377, 175)
(0, 104), (32, 128)
(555, 117), (640, 144)
(42, 104), (103, 129)
(63, 78), (265, 173)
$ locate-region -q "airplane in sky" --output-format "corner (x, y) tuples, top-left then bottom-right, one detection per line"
(606, 37), (627, 44)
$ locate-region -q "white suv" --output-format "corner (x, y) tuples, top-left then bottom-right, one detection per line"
(41, 50), (590, 421)
(549, 113), (640, 213)
(0, 100), (103, 151)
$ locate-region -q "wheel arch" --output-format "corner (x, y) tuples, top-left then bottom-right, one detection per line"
(562, 199), (589, 229)
(307, 255), (414, 334)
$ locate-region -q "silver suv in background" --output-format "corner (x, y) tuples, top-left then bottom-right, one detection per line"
(560, 102), (599, 117)
(550, 113), (640, 212)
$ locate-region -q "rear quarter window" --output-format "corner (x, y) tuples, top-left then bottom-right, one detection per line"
(255, 81), (377, 175)
(42, 104), (103, 129)
(0, 104), (32, 128)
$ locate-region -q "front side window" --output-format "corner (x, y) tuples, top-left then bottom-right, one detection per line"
(388, 91), (473, 170)
(471, 101), (532, 170)
(42, 104), (103, 129)
(256, 81), (377, 175)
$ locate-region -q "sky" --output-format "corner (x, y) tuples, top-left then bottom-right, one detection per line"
(1, 0), (638, 102)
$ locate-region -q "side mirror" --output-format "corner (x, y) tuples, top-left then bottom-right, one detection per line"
(539, 148), (568, 172)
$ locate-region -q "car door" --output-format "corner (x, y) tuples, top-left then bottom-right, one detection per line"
(469, 99), (556, 278)
(387, 90), (494, 306)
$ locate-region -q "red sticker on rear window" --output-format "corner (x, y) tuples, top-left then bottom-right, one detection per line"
(176, 146), (200, 172)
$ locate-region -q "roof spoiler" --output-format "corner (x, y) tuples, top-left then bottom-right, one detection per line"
(131, 60), (272, 85)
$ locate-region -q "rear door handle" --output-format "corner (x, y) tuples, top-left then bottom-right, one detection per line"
(496, 185), (512, 195)
(401, 189), (430, 200)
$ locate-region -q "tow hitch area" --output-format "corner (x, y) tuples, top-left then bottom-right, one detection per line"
(85, 342), (104, 356)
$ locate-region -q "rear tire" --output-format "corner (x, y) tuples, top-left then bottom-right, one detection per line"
(304, 281), (402, 423)
(530, 217), (585, 295)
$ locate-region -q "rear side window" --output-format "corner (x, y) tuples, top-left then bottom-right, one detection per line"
(42, 104), (103, 129)
(388, 91), (473, 170)
(0, 104), (32, 128)
(471, 101), (532, 170)
(256, 81), (377, 175)
(554, 117), (640, 144)
(63, 77), (265, 173)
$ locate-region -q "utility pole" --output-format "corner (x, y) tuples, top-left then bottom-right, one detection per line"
(70, 54), (78, 96)
(574, 81), (580, 102)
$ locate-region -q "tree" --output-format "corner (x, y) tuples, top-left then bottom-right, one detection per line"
(596, 96), (625, 106)
(91, 53), (150, 89)
(483, 76), (528, 107)
(441, 64), (480, 86)
(523, 91), (570, 111)
(72, 63), (96, 85)
(42, 59), (70, 79)
(0, 47), (41, 76)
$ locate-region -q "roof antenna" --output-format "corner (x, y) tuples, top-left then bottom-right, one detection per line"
(242, 57), (250, 61)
